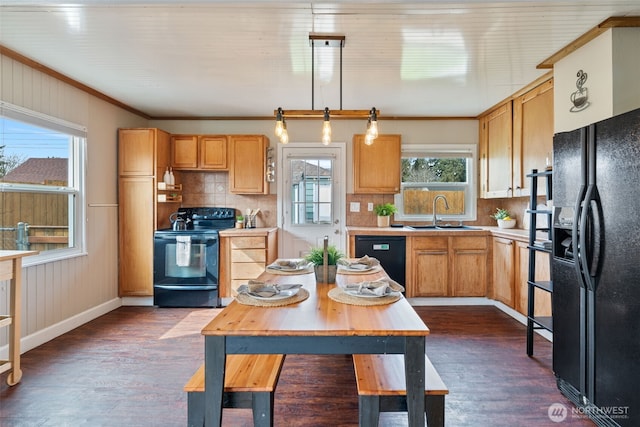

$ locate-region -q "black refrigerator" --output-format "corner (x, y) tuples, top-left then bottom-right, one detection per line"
(552, 107), (640, 427)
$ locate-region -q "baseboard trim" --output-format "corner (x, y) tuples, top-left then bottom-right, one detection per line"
(121, 296), (154, 306)
(0, 298), (122, 358)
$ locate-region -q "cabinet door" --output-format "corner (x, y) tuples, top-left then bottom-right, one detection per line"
(119, 129), (156, 176)
(229, 135), (268, 194)
(353, 134), (401, 194)
(171, 135), (199, 169)
(513, 79), (554, 196)
(200, 135), (228, 169)
(492, 237), (515, 306)
(118, 176), (155, 296)
(451, 237), (487, 296)
(481, 102), (513, 198)
(411, 237), (448, 296)
(514, 242), (552, 315)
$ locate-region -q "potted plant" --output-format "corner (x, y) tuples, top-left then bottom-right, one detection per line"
(490, 208), (516, 229)
(235, 215), (244, 229)
(373, 203), (398, 227)
(304, 245), (344, 283)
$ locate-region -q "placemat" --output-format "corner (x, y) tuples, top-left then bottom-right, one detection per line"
(236, 288), (309, 307)
(327, 287), (402, 306)
(337, 264), (382, 275)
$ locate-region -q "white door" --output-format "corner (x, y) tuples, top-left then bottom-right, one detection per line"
(278, 143), (345, 259)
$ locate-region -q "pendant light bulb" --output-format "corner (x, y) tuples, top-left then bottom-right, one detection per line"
(275, 107), (284, 137)
(322, 108), (331, 145)
(280, 119), (289, 144)
(367, 107), (379, 139)
(364, 132), (375, 146)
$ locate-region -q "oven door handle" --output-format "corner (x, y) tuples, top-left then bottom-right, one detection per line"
(154, 285), (218, 291)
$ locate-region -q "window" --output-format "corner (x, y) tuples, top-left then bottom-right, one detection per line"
(394, 145), (477, 222)
(0, 102), (86, 263)
(289, 158), (333, 225)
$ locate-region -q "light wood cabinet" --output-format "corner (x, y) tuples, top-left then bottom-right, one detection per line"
(219, 229), (278, 297)
(410, 235), (488, 297)
(353, 134), (401, 194)
(229, 135), (269, 194)
(171, 134), (228, 170)
(492, 237), (515, 306)
(513, 79), (554, 196)
(118, 128), (172, 297)
(411, 237), (448, 297)
(479, 77), (554, 199)
(479, 102), (513, 198)
(451, 237), (488, 296)
(515, 241), (552, 316)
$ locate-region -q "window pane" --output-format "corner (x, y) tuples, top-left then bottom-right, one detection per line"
(402, 157), (467, 183)
(289, 157), (333, 225)
(1, 117), (76, 252)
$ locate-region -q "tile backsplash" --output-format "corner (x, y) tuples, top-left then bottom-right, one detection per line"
(179, 171), (277, 228)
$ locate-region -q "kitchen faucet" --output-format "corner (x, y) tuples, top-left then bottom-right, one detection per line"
(432, 195), (450, 226)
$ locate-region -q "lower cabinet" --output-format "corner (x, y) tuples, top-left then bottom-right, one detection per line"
(410, 235), (488, 297)
(219, 229), (278, 297)
(491, 236), (552, 314)
(492, 237), (516, 306)
(515, 241), (551, 316)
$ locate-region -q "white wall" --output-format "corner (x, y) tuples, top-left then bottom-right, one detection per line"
(0, 53), (146, 355)
(554, 28), (640, 133)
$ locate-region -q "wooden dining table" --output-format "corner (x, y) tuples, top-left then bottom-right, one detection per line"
(201, 266), (430, 426)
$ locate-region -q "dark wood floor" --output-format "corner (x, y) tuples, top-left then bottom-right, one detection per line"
(0, 305), (594, 426)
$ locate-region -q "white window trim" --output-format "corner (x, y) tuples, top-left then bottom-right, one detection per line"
(0, 102), (87, 266)
(394, 144), (477, 222)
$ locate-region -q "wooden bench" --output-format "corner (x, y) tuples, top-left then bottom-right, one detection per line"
(353, 354), (448, 427)
(184, 354), (285, 427)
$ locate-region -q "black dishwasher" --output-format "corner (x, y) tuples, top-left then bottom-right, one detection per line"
(354, 235), (406, 287)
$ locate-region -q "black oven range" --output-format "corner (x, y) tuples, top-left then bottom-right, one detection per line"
(153, 207), (235, 308)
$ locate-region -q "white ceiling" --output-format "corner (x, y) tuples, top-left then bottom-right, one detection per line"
(1, 1), (639, 119)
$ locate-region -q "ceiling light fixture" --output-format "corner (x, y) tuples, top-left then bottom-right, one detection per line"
(274, 34), (380, 144)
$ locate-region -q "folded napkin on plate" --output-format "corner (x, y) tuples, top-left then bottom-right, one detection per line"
(337, 255), (380, 269)
(344, 280), (391, 296)
(236, 281), (302, 298)
(268, 259), (311, 270)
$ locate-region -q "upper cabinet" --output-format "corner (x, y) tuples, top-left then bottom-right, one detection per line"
(171, 135), (228, 170)
(353, 134), (401, 194)
(479, 77), (554, 199)
(479, 102), (513, 198)
(119, 128), (169, 176)
(229, 135), (269, 194)
(512, 78), (554, 196)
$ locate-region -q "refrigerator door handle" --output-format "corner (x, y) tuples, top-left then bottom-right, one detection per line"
(579, 184), (602, 291)
(572, 184), (588, 289)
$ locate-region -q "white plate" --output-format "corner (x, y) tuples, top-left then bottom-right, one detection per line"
(343, 289), (398, 298)
(339, 264), (375, 272)
(248, 287), (300, 301)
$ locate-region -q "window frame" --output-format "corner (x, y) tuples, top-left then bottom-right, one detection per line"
(394, 144), (477, 222)
(0, 101), (87, 266)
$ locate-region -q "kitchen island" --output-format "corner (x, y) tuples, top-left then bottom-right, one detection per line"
(201, 265), (429, 426)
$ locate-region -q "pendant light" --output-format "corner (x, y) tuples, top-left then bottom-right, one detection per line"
(274, 34), (380, 144)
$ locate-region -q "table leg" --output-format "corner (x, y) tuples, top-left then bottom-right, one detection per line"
(405, 336), (426, 427)
(7, 258), (23, 386)
(204, 336), (225, 427)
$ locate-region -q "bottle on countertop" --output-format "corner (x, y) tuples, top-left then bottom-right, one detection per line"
(163, 167), (171, 185)
(169, 168), (175, 185)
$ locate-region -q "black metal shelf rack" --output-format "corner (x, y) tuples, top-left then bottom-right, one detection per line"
(526, 168), (553, 356)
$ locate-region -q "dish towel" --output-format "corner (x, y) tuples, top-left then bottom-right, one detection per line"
(176, 235), (191, 267)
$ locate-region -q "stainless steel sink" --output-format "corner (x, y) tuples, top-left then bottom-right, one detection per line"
(407, 224), (481, 231)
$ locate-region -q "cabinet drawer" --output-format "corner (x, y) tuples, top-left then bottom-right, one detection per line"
(231, 249), (266, 263)
(412, 237), (448, 250)
(451, 236), (487, 250)
(231, 236), (266, 249)
(231, 262), (266, 279)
